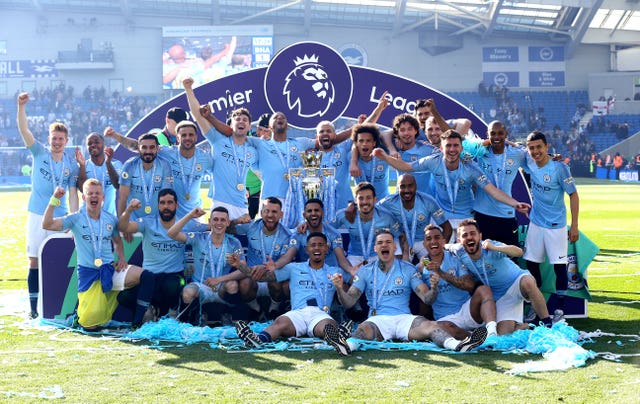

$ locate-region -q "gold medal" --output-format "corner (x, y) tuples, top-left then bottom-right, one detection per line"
(323, 305), (329, 312)
(372, 309), (377, 316)
(94, 258), (103, 267)
(144, 206), (152, 214)
(237, 183), (245, 191)
(422, 257), (431, 267)
(409, 247), (414, 256)
(185, 193), (191, 201)
(284, 173), (289, 180)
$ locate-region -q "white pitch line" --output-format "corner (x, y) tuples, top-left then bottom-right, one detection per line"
(588, 273), (640, 278)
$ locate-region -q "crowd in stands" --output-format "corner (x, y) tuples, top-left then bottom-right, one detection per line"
(0, 84), (160, 147)
(0, 84), (160, 176)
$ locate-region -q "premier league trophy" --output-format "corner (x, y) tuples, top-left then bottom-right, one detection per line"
(283, 150), (336, 228)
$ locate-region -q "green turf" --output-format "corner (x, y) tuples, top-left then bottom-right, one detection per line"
(0, 179), (639, 403)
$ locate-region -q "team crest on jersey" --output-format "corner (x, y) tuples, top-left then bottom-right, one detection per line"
(63, 168), (70, 176)
(334, 152), (341, 159)
(290, 238), (298, 246)
(264, 42), (353, 129)
(106, 223), (113, 231)
(543, 174), (551, 183)
(290, 145), (298, 152)
(246, 152), (253, 159)
(418, 214), (426, 222)
(196, 164), (202, 172)
(376, 164), (384, 172)
(121, 172), (129, 179)
(507, 158), (515, 166)
(273, 243), (281, 252)
(411, 155), (418, 161)
(394, 276), (403, 285)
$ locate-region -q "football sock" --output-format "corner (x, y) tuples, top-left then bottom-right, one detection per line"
(27, 268), (39, 314)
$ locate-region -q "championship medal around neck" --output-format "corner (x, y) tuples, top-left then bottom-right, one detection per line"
(237, 183), (245, 191)
(144, 206), (152, 214)
(185, 193), (191, 201)
(323, 305), (329, 312)
(94, 258), (103, 267)
(372, 309), (377, 316)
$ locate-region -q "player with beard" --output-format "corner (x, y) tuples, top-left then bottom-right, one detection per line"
(452, 219), (554, 334)
(41, 180), (139, 329)
(182, 77), (256, 219)
(247, 111), (316, 204)
(421, 224), (497, 339)
(76, 131), (122, 216)
(117, 133), (173, 221)
(229, 197), (298, 319)
(332, 231), (487, 352)
(374, 130), (530, 243)
(106, 119), (212, 219)
(118, 189), (206, 326)
(294, 198), (353, 276)
(474, 121), (527, 246)
(425, 116), (444, 148)
(315, 120), (357, 210)
(333, 182), (400, 266)
(18, 92), (80, 318)
(168, 206), (248, 325)
(379, 174), (451, 262)
(233, 233), (352, 356)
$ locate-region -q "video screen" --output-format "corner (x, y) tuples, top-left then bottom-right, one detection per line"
(162, 25), (273, 90)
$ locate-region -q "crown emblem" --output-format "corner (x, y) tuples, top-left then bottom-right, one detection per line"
(293, 54), (319, 66)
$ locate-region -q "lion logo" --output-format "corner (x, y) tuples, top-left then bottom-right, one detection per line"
(283, 54), (335, 118)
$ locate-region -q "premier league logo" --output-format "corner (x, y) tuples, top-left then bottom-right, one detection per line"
(284, 54), (334, 118)
(265, 42), (353, 129)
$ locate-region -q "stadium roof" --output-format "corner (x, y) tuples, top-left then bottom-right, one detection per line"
(2, 0), (639, 56)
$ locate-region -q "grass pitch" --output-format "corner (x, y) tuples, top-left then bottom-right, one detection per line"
(0, 179), (638, 403)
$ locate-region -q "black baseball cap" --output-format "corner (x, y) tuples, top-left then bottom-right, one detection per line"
(166, 107), (188, 123)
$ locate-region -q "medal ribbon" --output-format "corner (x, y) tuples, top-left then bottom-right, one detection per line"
(399, 199), (418, 245)
(372, 259), (396, 315)
(442, 158), (459, 212)
(308, 263), (329, 309)
(491, 147), (508, 190)
(83, 208), (104, 266)
(356, 213), (376, 260)
(88, 160), (106, 187)
(230, 137), (249, 183)
(139, 160), (157, 211)
(260, 224), (282, 263)
(272, 138), (290, 170)
(48, 152), (67, 191)
(177, 151), (197, 195)
(204, 235), (228, 283)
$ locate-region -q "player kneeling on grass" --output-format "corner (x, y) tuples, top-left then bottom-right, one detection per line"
(420, 224), (498, 339)
(452, 219), (558, 335)
(231, 232), (352, 356)
(42, 180), (145, 329)
(331, 230), (487, 352)
(167, 206), (249, 324)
